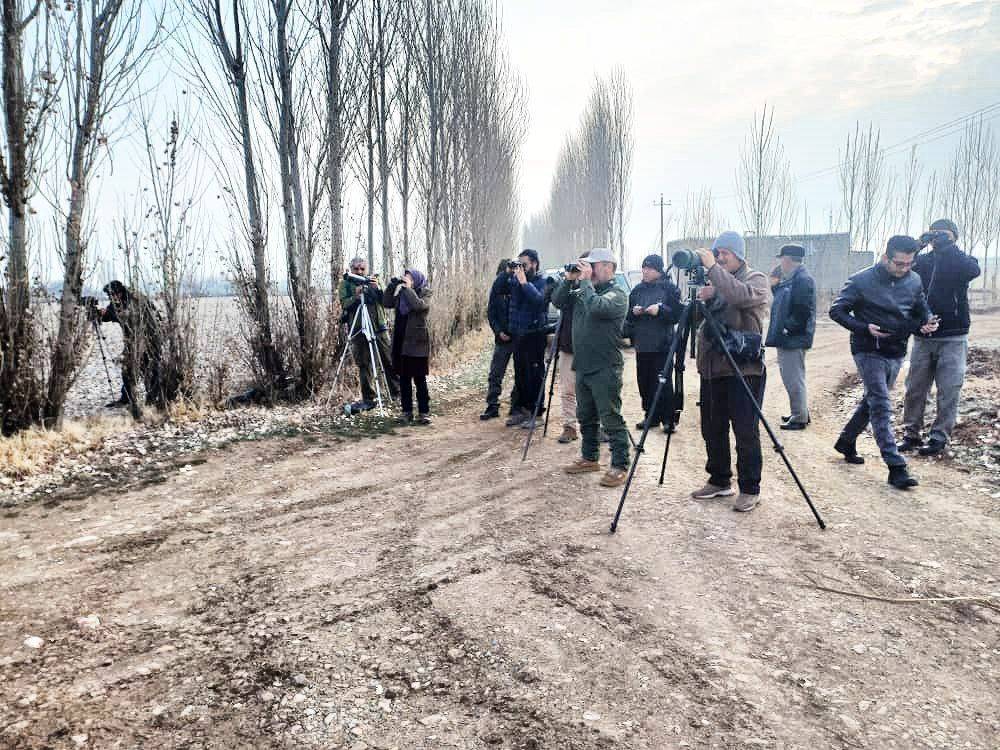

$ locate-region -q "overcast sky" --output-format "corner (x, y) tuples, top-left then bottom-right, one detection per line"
(501, 0), (1000, 268)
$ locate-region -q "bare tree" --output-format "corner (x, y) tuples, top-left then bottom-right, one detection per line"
(736, 104), (787, 238)
(943, 116), (996, 279)
(679, 187), (725, 241)
(894, 144), (922, 235)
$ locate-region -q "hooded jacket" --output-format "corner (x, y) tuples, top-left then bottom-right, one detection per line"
(696, 262), (771, 379)
(622, 276), (684, 353)
(829, 263), (932, 360)
(765, 265), (816, 350)
(384, 280), (433, 359)
(912, 242), (980, 338)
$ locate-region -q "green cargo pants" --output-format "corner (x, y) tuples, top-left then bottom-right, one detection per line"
(576, 366), (629, 468)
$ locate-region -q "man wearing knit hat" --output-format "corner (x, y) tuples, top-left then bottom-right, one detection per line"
(900, 219), (981, 456)
(830, 235), (938, 489)
(623, 253), (683, 431)
(689, 231), (771, 512)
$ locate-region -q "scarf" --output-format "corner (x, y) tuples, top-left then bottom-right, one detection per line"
(398, 268), (426, 316)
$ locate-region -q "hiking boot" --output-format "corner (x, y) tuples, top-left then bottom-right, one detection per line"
(600, 467), (628, 487)
(557, 425), (578, 444)
(564, 458), (600, 474)
(897, 436), (923, 453)
(888, 465), (918, 489)
(506, 409), (529, 427)
(690, 482), (736, 499)
(732, 493), (761, 512)
(918, 439), (946, 457)
(480, 405), (500, 421)
(834, 437), (865, 465)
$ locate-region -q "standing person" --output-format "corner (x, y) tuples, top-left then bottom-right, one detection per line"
(99, 280), (165, 419)
(384, 270), (433, 425)
(480, 260), (520, 420)
(623, 254), (683, 431)
(900, 219), (981, 456)
(505, 249), (549, 426)
(337, 257), (399, 410)
(765, 244), (816, 431)
(561, 248), (630, 487)
(550, 268), (579, 444)
(688, 231), (771, 512)
(829, 236), (939, 489)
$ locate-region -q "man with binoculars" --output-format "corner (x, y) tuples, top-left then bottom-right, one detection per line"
(504, 249), (550, 426)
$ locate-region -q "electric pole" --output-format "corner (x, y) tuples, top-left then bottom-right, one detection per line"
(654, 194), (672, 258)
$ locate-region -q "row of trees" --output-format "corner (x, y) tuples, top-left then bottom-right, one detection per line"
(522, 71), (633, 265)
(0, 0), (526, 435)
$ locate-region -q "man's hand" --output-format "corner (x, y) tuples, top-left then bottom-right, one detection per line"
(632, 305), (644, 317)
(920, 316), (940, 335)
(514, 266), (527, 285)
(578, 259), (593, 280)
(697, 284), (716, 302)
(868, 323), (891, 339)
(644, 304), (660, 316)
(499, 332), (511, 342)
(402, 275), (413, 288)
(695, 247), (716, 270)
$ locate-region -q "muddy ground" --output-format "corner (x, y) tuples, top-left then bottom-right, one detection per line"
(1, 316), (998, 750)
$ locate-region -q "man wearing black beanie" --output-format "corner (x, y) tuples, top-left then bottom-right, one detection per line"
(829, 235), (938, 489)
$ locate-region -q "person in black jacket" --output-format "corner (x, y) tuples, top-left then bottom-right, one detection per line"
(829, 236), (938, 489)
(765, 244), (816, 430)
(480, 260), (519, 420)
(900, 219), (981, 456)
(622, 254), (682, 430)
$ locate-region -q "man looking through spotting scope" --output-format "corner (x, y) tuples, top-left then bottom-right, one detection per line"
(689, 231), (771, 513)
(338, 257), (399, 411)
(505, 249), (549, 427)
(560, 248), (630, 488)
(830, 235), (939, 489)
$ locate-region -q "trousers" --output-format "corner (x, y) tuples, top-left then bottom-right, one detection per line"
(700, 373), (766, 495)
(901, 336), (968, 444)
(841, 352), (905, 468)
(486, 339), (518, 412)
(577, 366), (629, 468)
(558, 350), (577, 428)
(352, 330), (398, 403)
(776, 347), (809, 423)
(512, 331), (547, 413)
(636, 351), (669, 425)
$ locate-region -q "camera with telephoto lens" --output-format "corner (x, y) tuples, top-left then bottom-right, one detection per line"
(344, 271), (379, 285)
(671, 248), (713, 286)
(918, 230), (950, 247)
(506, 259), (524, 272)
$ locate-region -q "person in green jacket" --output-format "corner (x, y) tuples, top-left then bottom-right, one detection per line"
(557, 247), (630, 487)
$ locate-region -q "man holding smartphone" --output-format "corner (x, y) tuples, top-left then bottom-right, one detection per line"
(829, 236), (938, 489)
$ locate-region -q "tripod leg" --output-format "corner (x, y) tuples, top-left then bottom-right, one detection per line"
(698, 303), (825, 530)
(522, 319), (562, 461)
(327, 303), (366, 407)
(542, 346), (560, 437)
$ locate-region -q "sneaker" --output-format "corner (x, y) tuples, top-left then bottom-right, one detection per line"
(396, 412), (413, 425)
(897, 436), (923, 453)
(690, 483), (736, 499)
(782, 415), (811, 425)
(519, 416), (537, 429)
(563, 458), (600, 474)
(780, 421), (807, 431)
(834, 437), (865, 465)
(415, 413), (432, 426)
(557, 425), (578, 444)
(600, 467), (628, 487)
(918, 439), (946, 457)
(479, 405), (500, 421)
(732, 493), (761, 512)
(888, 465), (918, 489)
(506, 409), (528, 427)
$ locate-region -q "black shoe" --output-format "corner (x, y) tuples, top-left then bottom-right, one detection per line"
(635, 420), (647, 430)
(888, 465), (918, 489)
(104, 397), (129, 408)
(897, 437), (923, 453)
(480, 406), (500, 421)
(834, 438), (865, 465)
(918, 439), (946, 456)
(781, 415), (791, 423)
(396, 412), (413, 425)
(415, 413), (432, 426)
(780, 421), (807, 431)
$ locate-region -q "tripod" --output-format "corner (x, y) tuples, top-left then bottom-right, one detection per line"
(610, 287), (825, 532)
(328, 300), (391, 415)
(522, 315), (563, 460)
(89, 317), (119, 401)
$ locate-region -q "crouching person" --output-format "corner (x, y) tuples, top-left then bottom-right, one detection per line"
(561, 248), (630, 487)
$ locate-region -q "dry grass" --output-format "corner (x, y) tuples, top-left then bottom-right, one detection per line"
(0, 416), (132, 481)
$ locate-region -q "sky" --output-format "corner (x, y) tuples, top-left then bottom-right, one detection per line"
(501, 0), (1000, 269)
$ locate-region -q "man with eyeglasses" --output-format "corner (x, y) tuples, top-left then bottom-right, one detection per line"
(829, 235), (939, 489)
(337, 256), (399, 409)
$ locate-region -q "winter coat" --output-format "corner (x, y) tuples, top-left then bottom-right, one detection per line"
(506, 272), (548, 335)
(696, 262), (771, 379)
(550, 278), (575, 354)
(622, 277), (683, 354)
(829, 263), (932, 360)
(384, 281), (433, 359)
(486, 272), (513, 344)
(912, 242), (980, 338)
(765, 265), (816, 350)
(555, 278), (628, 375)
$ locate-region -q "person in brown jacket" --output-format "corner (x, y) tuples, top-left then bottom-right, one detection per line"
(689, 231), (771, 512)
(384, 270), (433, 425)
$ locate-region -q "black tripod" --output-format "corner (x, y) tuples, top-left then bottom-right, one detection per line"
(522, 315), (563, 460)
(610, 288), (825, 532)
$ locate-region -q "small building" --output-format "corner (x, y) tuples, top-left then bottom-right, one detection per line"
(665, 233), (871, 295)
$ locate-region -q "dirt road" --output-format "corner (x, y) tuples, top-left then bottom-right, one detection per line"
(2, 318), (998, 749)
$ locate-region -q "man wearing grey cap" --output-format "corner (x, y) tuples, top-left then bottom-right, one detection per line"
(765, 244), (816, 430)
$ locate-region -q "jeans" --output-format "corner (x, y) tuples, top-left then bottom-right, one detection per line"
(776, 347), (809, 423)
(512, 331), (547, 413)
(841, 352), (905, 468)
(485, 339), (518, 412)
(576, 366), (629, 468)
(700, 374), (766, 495)
(352, 330), (398, 402)
(636, 351), (669, 425)
(558, 350), (577, 428)
(400, 374), (430, 416)
(902, 336), (968, 444)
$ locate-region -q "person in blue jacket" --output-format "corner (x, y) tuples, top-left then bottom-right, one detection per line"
(504, 249), (549, 426)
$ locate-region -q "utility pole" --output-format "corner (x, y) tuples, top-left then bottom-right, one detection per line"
(654, 194), (672, 258)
